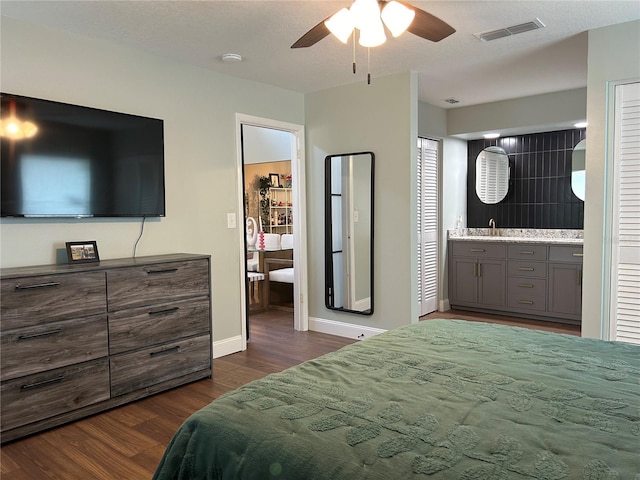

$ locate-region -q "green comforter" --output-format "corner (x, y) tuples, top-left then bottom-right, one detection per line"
(153, 320), (639, 479)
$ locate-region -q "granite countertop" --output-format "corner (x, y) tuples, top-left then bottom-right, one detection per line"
(448, 228), (583, 245)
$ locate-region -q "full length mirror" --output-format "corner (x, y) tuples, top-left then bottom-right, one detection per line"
(571, 139), (586, 201)
(325, 152), (374, 315)
(476, 146), (510, 204)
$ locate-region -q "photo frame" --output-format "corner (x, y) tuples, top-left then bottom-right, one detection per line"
(65, 241), (100, 264)
(269, 173), (280, 188)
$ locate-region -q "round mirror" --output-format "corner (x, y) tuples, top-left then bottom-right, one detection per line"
(571, 139), (586, 201)
(475, 146), (509, 204)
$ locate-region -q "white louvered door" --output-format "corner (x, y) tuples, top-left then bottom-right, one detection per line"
(417, 138), (439, 316)
(610, 81), (640, 344)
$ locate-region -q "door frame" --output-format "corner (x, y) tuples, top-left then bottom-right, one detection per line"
(235, 114), (308, 350)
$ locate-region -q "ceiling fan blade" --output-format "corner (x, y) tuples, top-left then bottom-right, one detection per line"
(399, 1), (455, 42)
(291, 17), (332, 48)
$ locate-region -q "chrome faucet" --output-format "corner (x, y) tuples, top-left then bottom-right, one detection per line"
(489, 218), (497, 236)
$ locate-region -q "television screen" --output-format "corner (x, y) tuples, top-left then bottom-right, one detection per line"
(1, 93), (165, 217)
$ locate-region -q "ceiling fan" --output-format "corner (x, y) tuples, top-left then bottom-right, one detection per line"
(291, 0), (455, 49)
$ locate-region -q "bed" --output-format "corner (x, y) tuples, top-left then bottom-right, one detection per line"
(153, 319), (639, 479)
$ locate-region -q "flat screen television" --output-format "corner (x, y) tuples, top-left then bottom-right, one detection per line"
(1, 93), (165, 217)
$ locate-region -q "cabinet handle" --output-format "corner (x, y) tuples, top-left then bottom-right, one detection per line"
(518, 284), (534, 288)
(148, 307), (180, 316)
(145, 268), (178, 275)
(149, 346), (180, 357)
(18, 329), (62, 341)
(520, 251), (535, 255)
(15, 282), (61, 291)
(518, 267), (535, 271)
(470, 248), (485, 252)
(21, 375), (64, 391)
(573, 253), (584, 257)
(477, 263), (482, 277)
(518, 300), (534, 305)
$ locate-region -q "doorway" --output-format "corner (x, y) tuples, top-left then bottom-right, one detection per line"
(235, 115), (307, 350)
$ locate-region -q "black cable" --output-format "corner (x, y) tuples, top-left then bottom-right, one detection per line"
(133, 216), (146, 258)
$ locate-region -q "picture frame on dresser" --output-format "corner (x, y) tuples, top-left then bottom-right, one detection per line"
(65, 241), (100, 264)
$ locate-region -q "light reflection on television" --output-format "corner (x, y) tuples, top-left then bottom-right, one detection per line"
(21, 155), (91, 216)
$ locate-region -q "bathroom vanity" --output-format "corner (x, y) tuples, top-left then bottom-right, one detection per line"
(448, 234), (583, 324)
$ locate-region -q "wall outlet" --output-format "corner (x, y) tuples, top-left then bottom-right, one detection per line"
(227, 213), (236, 229)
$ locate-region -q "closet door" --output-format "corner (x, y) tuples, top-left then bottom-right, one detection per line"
(417, 138), (439, 316)
(610, 81), (640, 345)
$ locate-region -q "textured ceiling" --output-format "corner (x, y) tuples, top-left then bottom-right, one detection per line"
(2, 1), (639, 109)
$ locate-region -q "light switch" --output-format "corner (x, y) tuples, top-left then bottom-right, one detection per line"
(353, 210), (359, 222)
(227, 213), (236, 229)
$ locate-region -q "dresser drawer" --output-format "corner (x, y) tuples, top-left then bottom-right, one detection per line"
(451, 242), (506, 259)
(507, 260), (547, 278)
(1, 272), (106, 331)
(0, 358), (110, 432)
(109, 297), (210, 355)
(549, 245), (584, 263)
(110, 335), (211, 397)
(1, 315), (108, 382)
(507, 244), (547, 261)
(107, 259), (209, 311)
(507, 277), (547, 311)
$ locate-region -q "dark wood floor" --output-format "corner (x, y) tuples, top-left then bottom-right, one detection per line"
(0, 309), (579, 479)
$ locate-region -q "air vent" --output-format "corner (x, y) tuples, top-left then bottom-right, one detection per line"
(475, 18), (545, 42)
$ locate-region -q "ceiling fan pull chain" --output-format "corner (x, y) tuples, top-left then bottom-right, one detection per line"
(367, 48), (371, 85)
(352, 31), (356, 74)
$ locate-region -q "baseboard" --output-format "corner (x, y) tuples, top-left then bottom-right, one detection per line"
(309, 316), (386, 341)
(440, 298), (451, 312)
(213, 335), (243, 358)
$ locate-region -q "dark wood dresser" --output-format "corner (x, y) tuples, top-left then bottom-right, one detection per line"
(0, 253), (212, 443)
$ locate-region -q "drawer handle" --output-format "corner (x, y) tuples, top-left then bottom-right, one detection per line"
(518, 267), (535, 271)
(15, 282), (61, 291)
(470, 248), (485, 252)
(21, 375), (64, 391)
(145, 268), (179, 275)
(518, 284), (534, 288)
(148, 307), (180, 316)
(520, 251), (535, 255)
(573, 253), (584, 257)
(518, 300), (534, 305)
(149, 346), (180, 357)
(18, 329), (62, 341)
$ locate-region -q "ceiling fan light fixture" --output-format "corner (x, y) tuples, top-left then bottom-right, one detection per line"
(325, 8), (354, 44)
(359, 20), (386, 47)
(381, 1), (415, 37)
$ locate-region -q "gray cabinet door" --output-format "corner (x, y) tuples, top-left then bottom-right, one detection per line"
(450, 257), (478, 305)
(548, 263), (582, 317)
(478, 259), (506, 307)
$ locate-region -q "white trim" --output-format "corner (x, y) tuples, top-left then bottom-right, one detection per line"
(309, 316), (386, 340)
(235, 114), (308, 352)
(439, 298), (451, 312)
(213, 335), (243, 359)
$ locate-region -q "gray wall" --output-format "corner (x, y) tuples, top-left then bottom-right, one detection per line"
(306, 72), (419, 330)
(583, 20), (640, 339)
(0, 16), (304, 345)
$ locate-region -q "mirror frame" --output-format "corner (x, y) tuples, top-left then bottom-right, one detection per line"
(324, 151), (375, 316)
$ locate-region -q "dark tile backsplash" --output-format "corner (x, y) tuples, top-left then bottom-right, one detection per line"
(467, 128), (586, 229)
